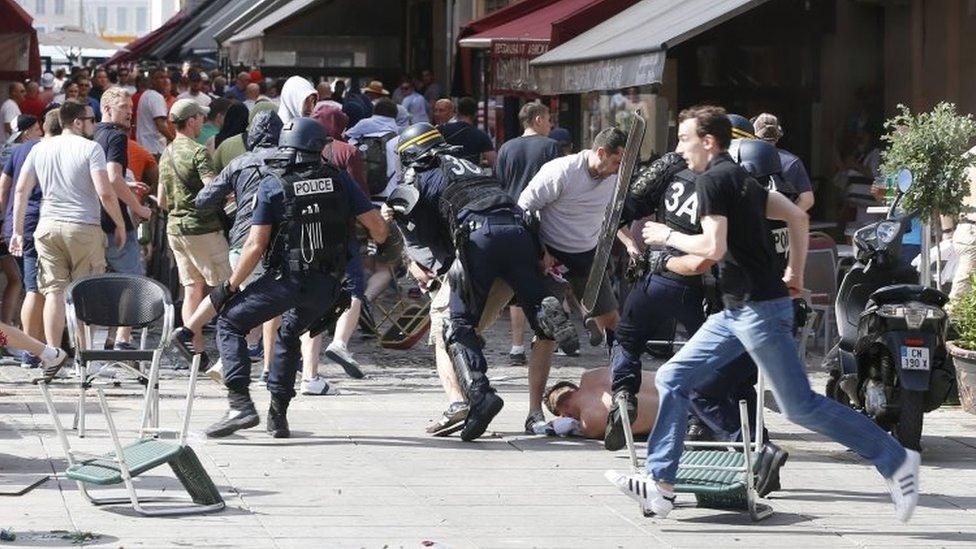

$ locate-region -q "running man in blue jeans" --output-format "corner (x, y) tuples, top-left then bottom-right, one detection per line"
(605, 105), (919, 522)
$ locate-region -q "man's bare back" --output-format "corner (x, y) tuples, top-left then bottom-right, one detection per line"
(557, 367), (658, 439)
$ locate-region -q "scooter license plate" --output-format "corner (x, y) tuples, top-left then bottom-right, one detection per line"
(901, 346), (930, 371)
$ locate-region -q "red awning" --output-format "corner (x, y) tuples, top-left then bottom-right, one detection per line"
(0, 0), (41, 81)
(103, 11), (188, 66)
(461, 0), (606, 50)
(456, 0), (636, 95)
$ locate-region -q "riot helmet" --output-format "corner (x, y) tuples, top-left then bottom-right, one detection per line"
(727, 113), (756, 140)
(276, 117), (328, 165)
(729, 138), (793, 196)
(396, 122), (455, 170)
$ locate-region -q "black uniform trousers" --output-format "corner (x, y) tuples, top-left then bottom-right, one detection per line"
(217, 269), (339, 400)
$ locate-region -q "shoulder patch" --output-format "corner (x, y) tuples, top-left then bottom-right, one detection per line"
(293, 178), (334, 196)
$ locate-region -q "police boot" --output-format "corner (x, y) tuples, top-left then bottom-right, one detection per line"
(754, 442), (789, 497)
(206, 387), (259, 438)
(460, 381), (504, 442)
(266, 394), (291, 439)
(604, 390), (637, 451)
(537, 297), (579, 355)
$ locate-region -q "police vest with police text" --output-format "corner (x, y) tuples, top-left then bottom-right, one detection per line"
(435, 154), (513, 231)
(269, 163), (352, 276)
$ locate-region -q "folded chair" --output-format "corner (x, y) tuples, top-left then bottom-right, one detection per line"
(619, 372), (773, 521)
(64, 274), (175, 437)
(39, 350), (224, 516)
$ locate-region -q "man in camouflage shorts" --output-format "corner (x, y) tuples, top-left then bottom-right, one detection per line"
(158, 99), (231, 350)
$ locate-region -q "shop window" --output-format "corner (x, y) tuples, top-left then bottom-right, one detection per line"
(35, 0), (45, 15)
(581, 87), (653, 149)
(136, 7), (147, 33)
(97, 7), (108, 32)
(54, 0), (64, 15)
(117, 7), (127, 31)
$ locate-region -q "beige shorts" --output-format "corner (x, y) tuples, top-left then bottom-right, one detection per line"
(168, 231), (232, 287)
(429, 269), (514, 348)
(34, 220), (107, 296)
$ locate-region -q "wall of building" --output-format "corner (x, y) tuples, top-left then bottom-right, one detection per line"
(15, 0), (153, 43)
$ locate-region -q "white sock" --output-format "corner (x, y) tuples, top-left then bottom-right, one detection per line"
(510, 345), (525, 354)
(40, 346), (59, 363)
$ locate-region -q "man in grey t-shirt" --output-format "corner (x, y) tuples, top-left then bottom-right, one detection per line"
(11, 101), (125, 360)
(518, 127), (627, 345)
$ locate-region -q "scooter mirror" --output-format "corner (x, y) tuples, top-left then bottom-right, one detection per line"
(896, 168), (913, 193)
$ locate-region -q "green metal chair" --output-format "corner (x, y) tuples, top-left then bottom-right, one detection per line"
(619, 372), (773, 521)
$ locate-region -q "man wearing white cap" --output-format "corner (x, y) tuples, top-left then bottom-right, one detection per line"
(39, 74), (56, 107)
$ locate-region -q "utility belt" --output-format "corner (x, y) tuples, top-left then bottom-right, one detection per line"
(659, 269), (703, 285)
(460, 208), (522, 233)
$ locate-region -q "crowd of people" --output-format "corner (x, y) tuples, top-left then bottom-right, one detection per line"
(0, 63), (922, 524)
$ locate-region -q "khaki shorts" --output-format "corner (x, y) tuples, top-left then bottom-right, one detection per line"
(168, 231), (232, 287)
(429, 271), (513, 348)
(34, 220), (107, 296)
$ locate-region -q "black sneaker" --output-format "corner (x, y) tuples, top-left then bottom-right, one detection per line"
(460, 391), (504, 442)
(205, 392), (260, 438)
(537, 297), (578, 356)
(754, 442), (789, 497)
(604, 390), (637, 451)
(508, 350), (526, 366)
(165, 326), (210, 370)
(266, 396), (290, 439)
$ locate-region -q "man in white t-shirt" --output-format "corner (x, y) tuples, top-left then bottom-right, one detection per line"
(10, 101), (126, 374)
(1, 82), (26, 143)
(136, 69), (174, 156)
(176, 71), (212, 108)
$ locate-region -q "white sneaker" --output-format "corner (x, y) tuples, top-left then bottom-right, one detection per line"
(324, 342), (364, 379)
(885, 449), (921, 522)
(206, 359), (224, 384)
(301, 375), (338, 395)
(605, 470), (675, 518)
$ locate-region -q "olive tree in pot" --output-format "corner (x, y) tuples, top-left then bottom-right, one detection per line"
(947, 274), (976, 415)
(879, 102), (976, 286)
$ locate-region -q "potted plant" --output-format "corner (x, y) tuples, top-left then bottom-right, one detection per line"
(879, 101), (976, 224)
(947, 274), (976, 415)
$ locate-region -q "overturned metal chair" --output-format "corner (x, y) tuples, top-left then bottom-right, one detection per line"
(39, 350), (223, 516)
(619, 372), (773, 521)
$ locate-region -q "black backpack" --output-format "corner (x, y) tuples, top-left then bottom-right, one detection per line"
(357, 133), (396, 195)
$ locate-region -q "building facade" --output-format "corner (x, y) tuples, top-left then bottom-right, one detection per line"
(15, 0), (154, 44)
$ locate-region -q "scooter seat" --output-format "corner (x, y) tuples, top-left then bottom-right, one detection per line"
(867, 284), (948, 308)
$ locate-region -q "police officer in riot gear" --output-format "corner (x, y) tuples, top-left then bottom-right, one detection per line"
(389, 123), (577, 442)
(173, 117), (387, 439)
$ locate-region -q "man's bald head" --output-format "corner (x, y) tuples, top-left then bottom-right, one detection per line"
(245, 82), (260, 100)
(316, 81), (332, 99)
(433, 98), (455, 125)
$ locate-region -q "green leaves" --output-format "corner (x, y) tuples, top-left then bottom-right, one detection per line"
(879, 102), (976, 222)
(952, 274), (976, 350)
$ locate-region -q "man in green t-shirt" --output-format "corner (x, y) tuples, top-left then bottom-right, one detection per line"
(197, 97), (229, 149)
(158, 99), (232, 349)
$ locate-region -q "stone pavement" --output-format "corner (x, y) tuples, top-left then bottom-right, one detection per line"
(1, 319), (975, 548)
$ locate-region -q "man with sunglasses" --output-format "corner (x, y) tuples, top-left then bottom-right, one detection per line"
(9, 100), (126, 380)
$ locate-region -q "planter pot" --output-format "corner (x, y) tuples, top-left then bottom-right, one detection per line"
(947, 340), (976, 415)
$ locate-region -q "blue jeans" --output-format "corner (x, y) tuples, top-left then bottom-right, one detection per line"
(647, 297), (907, 483)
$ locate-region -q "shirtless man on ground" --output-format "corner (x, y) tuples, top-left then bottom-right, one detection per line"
(543, 367), (658, 439)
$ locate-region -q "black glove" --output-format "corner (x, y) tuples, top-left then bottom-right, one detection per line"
(647, 249), (672, 276)
(792, 298), (811, 329)
(209, 281), (238, 314)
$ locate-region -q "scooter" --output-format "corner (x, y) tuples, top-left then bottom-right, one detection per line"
(824, 170), (954, 451)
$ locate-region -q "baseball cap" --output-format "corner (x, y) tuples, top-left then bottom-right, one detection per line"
(549, 127), (571, 146)
(7, 114), (38, 144)
(169, 98), (209, 122)
(40, 72), (55, 89)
